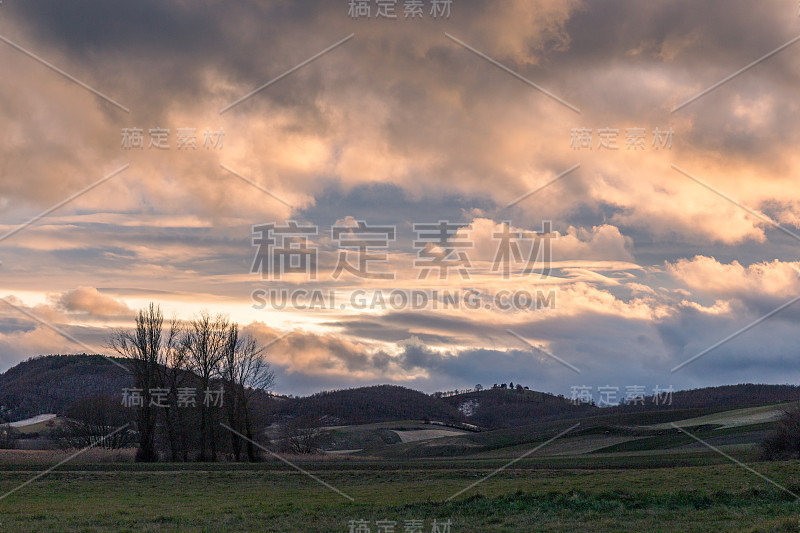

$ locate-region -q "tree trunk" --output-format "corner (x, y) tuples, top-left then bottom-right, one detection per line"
(245, 408), (257, 462)
(198, 405), (207, 461)
(163, 406), (178, 462)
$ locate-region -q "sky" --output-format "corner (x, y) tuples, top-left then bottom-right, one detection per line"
(1, 0), (800, 399)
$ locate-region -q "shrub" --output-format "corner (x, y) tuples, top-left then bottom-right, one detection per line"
(0, 423), (17, 449)
(761, 407), (800, 460)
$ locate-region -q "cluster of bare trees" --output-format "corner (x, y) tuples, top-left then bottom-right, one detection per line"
(109, 304), (274, 462)
(762, 407), (800, 460)
(53, 394), (134, 450)
(278, 414), (327, 454)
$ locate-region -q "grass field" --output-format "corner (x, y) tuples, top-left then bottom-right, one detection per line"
(2, 405), (799, 531)
(648, 404), (796, 430)
(1, 452), (799, 531)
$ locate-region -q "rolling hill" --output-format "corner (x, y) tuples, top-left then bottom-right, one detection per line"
(2, 354), (800, 445)
(271, 385), (464, 426)
(0, 354), (133, 422)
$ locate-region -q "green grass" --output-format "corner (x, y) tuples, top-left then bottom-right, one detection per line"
(1, 458), (799, 531)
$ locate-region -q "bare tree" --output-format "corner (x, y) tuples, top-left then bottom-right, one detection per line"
(221, 325), (275, 461)
(279, 415), (325, 454)
(183, 311), (229, 461)
(55, 394), (134, 450)
(222, 324), (244, 461)
(156, 316), (190, 461)
(762, 406), (800, 460)
(108, 303), (165, 462)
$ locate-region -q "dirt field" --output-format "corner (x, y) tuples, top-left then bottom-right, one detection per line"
(392, 428), (468, 443)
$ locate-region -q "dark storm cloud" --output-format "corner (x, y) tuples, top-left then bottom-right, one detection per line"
(655, 303), (800, 384)
(3, 0), (345, 130)
(322, 318), (458, 344)
(559, 0), (800, 161)
(298, 182), (497, 229)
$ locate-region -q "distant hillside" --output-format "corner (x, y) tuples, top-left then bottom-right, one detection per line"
(663, 384), (800, 410)
(599, 384), (800, 418)
(441, 387), (598, 429)
(273, 385), (464, 426)
(436, 384), (800, 429)
(3, 355), (800, 431)
(0, 354), (132, 421)
(271, 384), (595, 430)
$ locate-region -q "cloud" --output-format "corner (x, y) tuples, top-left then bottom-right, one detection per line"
(2, 1), (800, 397)
(667, 256), (800, 302)
(55, 287), (133, 317)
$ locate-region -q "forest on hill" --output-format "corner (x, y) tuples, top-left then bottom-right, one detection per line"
(3, 353), (800, 432)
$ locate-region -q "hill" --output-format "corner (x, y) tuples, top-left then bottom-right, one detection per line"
(0, 354), (132, 422)
(655, 384), (800, 410)
(272, 385), (464, 426)
(3, 354), (800, 433)
(440, 387), (597, 429)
